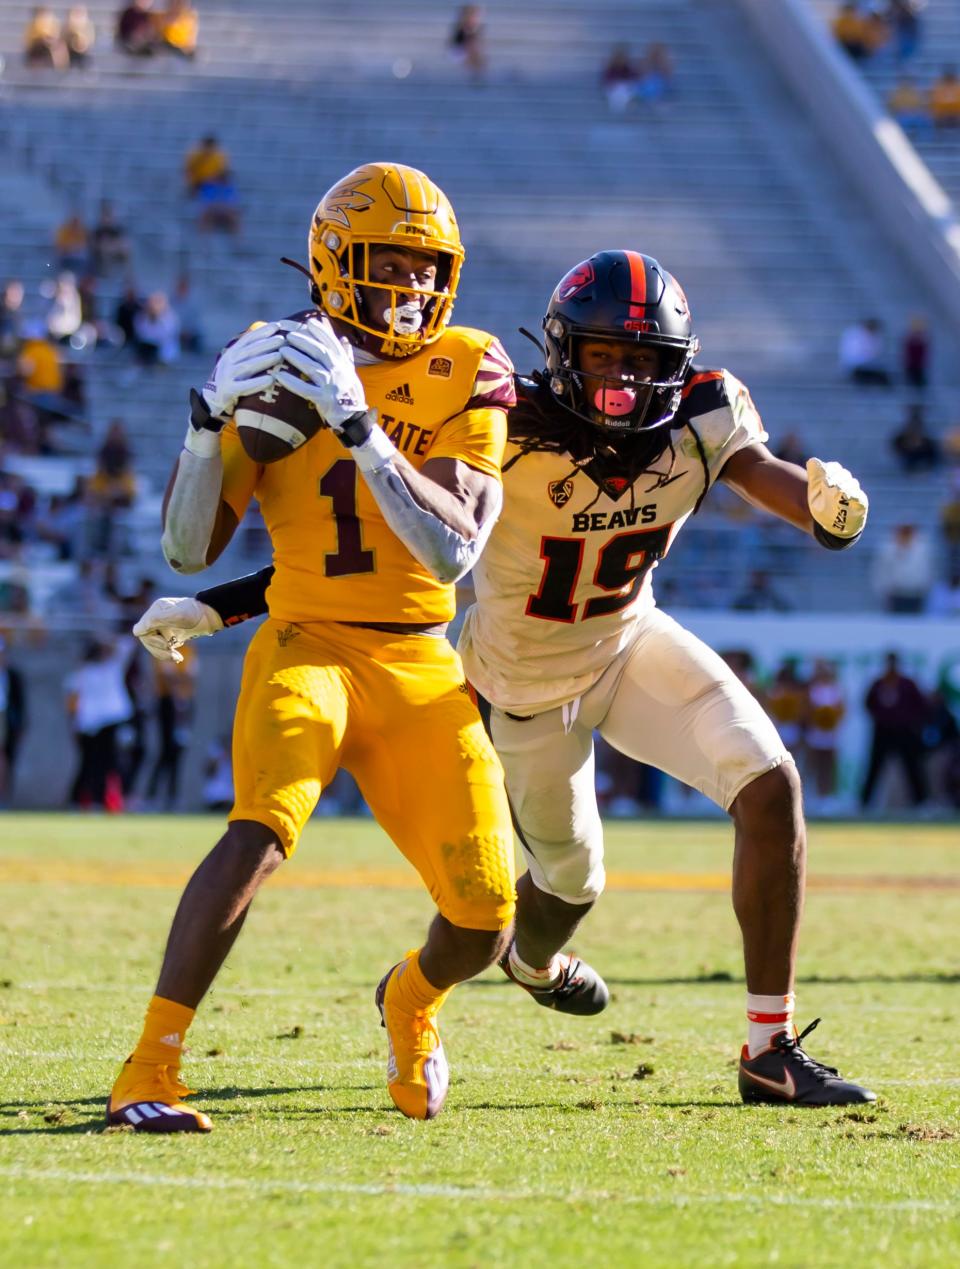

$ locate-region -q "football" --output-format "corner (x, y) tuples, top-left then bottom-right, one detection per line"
(234, 314), (327, 464)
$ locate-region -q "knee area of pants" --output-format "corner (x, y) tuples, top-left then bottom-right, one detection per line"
(540, 861), (605, 907)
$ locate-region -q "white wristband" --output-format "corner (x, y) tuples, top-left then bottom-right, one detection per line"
(183, 421), (222, 459)
(352, 425), (397, 473)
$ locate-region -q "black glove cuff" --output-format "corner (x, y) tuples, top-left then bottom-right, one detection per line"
(189, 388), (226, 433)
(196, 566), (274, 626)
(338, 409), (376, 448)
(813, 522), (862, 551)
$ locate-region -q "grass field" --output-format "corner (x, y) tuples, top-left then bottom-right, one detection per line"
(1, 814), (958, 1268)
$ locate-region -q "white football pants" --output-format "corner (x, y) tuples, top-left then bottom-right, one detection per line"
(488, 607), (789, 904)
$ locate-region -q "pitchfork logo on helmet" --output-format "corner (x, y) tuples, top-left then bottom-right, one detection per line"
(309, 162), (465, 359)
(542, 249), (700, 433)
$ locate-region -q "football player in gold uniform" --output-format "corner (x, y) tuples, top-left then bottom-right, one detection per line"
(107, 163), (517, 1131)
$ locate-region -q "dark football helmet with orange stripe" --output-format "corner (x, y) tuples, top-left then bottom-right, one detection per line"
(542, 250), (699, 433)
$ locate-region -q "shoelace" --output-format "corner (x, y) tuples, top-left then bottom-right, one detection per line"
(773, 1018), (840, 1082)
(157, 1064), (195, 1102)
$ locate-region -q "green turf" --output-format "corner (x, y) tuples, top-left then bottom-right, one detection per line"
(1, 815), (958, 1268)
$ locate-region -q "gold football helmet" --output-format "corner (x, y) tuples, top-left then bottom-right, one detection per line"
(309, 162), (464, 358)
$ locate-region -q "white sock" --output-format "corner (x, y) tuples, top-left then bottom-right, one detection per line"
(746, 991), (795, 1058)
(508, 942), (562, 989)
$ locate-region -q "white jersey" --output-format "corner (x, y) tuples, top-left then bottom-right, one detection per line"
(458, 368), (767, 713)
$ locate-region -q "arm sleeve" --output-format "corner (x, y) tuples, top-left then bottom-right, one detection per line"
(196, 566), (274, 627)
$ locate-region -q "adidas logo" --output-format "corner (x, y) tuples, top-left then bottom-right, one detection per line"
(160, 1032), (181, 1047)
(385, 382), (414, 404)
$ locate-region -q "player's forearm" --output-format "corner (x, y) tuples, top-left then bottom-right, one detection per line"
(161, 444), (224, 573)
(721, 452), (812, 533)
(349, 425), (500, 583)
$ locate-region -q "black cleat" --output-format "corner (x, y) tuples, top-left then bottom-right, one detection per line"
(500, 950), (610, 1016)
(739, 1018), (876, 1106)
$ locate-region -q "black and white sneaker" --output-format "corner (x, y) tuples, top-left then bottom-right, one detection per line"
(500, 950), (610, 1016)
(739, 1018), (876, 1106)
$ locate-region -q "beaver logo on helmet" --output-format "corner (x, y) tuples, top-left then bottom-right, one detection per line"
(556, 261), (596, 304)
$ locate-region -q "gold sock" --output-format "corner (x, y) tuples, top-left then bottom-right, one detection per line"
(390, 951), (452, 1016)
(129, 995), (196, 1067)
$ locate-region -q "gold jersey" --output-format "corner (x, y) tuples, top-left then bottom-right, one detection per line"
(219, 322), (514, 625)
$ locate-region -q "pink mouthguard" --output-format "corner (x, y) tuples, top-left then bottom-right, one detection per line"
(594, 386), (637, 417)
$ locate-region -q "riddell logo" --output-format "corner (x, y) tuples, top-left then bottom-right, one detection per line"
(385, 383), (414, 404)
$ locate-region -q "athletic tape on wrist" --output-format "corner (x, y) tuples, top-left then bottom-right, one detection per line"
(183, 421), (221, 459)
(351, 425), (397, 473)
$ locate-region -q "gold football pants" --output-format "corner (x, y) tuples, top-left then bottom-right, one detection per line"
(230, 619), (516, 930)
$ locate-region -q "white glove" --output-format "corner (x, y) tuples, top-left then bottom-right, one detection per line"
(806, 457), (868, 538)
(274, 317), (367, 429)
(132, 597), (224, 664)
(202, 325), (285, 420)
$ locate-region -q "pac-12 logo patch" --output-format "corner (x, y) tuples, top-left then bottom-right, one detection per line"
(548, 478), (575, 507)
(555, 261), (595, 303)
(428, 356), (453, 378)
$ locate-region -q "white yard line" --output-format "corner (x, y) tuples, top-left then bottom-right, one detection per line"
(0, 1165), (956, 1215)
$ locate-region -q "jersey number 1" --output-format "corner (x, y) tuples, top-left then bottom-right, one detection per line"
(319, 460), (375, 577)
(526, 527), (671, 622)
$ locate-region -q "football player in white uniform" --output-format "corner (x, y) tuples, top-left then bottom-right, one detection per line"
(134, 250), (874, 1106)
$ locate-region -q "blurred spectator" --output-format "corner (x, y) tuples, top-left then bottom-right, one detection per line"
(115, 0), (160, 56)
(637, 43), (674, 107)
(889, 404), (940, 474)
(888, 76), (929, 132)
(196, 172), (241, 235)
(449, 5), (486, 82)
(871, 522), (934, 613)
(147, 643), (196, 809)
(23, 6), (69, 70)
(35, 487), (87, 559)
(0, 636), (26, 806)
(49, 557), (120, 624)
(75, 273), (123, 350)
(732, 569), (792, 612)
(860, 651), (929, 809)
(44, 272), (84, 345)
(765, 659), (808, 756)
(930, 66), (960, 128)
(601, 44), (643, 114)
(64, 6), (96, 67)
(16, 321), (81, 423)
(65, 636), (134, 811)
(54, 213), (89, 274)
(157, 0), (197, 58)
(939, 471), (960, 571)
(133, 291), (181, 365)
(805, 659), (846, 811)
(923, 689), (960, 807)
(173, 274), (204, 353)
(203, 734), (234, 812)
(0, 473), (29, 559)
(774, 430), (807, 466)
(928, 565), (960, 616)
(838, 317), (892, 386)
(901, 315), (930, 389)
(888, 0), (924, 65)
(114, 284), (143, 347)
(832, 3), (873, 61)
(184, 135), (230, 194)
(0, 380), (43, 454)
(87, 420), (137, 556)
(0, 281), (25, 358)
(91, 201), (132, 275)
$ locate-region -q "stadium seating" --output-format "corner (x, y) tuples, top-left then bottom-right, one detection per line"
(1, 0), (958, 805)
